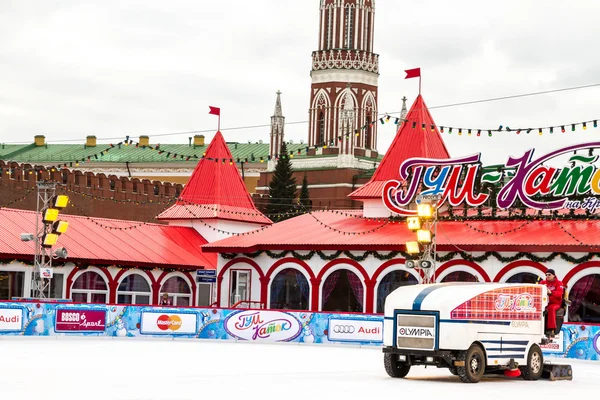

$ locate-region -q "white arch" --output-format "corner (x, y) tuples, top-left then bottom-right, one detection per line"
(266, 264), (311, 309)
(360, 90), (376, 110)
(311, 89), (331, 109)
(499, 267), (545, 283)
(116, 270), (153, 305)
(159, 271), (194, 306)
(319, 264), (366, 312)
(564, 267), (600, 322)
(70, 267), (110, 303)
(374, 266), (421, 313)
(566, 267), (600, 290)
(333, 89), (358, 110)
(436, 266), (484, 283)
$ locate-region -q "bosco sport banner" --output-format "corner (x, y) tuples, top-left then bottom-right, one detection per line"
(0, 301), (597, 361)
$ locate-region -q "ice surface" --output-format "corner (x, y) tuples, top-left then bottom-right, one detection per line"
(0, 337), (597, 400)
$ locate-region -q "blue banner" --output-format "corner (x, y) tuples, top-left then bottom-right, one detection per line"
(0, 301), (597, 361)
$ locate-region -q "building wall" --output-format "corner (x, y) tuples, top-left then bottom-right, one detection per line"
(0, 161), (183, 222)
(0, 261), (207, 306)
(216, 251), (598, 315)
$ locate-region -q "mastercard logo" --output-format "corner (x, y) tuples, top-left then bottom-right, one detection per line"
(156, 315), (183, 331)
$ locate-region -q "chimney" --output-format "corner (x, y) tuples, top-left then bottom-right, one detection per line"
(139, 135), (150, 146)
(194, 135), (205, 147)
(86, 135), (97, 147)
(34, 135), (45, 147)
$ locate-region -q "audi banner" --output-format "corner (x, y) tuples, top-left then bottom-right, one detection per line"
(327, 318), (383, 343)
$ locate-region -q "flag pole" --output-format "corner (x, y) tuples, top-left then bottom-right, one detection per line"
(209, 106), (221, 131)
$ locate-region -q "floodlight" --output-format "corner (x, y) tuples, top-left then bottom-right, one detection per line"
(407, 216), (421, 231)
(52, 220), (69, 234)
(53, 195), (69, 209)
(42, 208), (59, 223)
(42, 233), (59, 248)
(53, 247), (68, 259)
(417, 229), (432, 244)
(405, 241), (420, 254)
(417, 203), (433, 219)
(20, 233), (35, 242)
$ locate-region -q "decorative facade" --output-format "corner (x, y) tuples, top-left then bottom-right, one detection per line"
(308, 0), (379, 158)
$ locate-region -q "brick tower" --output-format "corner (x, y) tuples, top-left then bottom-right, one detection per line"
(308, 0), (379, 159)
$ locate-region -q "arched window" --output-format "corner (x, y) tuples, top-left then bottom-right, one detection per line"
(377, 270), (418, 313)
(270, 269), (309, 310)
(344, 7), (354, 49)
(506, 272), (540, 284)
(364, 117), (371, 149)
(322, 269), (364, 313)
(568, 274), (600, 323)
(324, 9), (332, 49)
(117, 274), (151, 305)
(441, 271), (478, 283)
(364, 10), (371, 51)
(71, 271), (108, 304)
(160, 276), (192, 307)
(318, 112), (325, 145)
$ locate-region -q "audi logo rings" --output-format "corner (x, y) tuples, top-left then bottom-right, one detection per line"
(333, 325), (355, 334)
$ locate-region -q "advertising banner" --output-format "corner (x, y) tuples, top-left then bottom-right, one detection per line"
(224, 310), (302, 342)
(55, 308), (106, 332)
(327, 317), (383, 343)
(0, 307), (24, 332)
(140, 311), (197, 335)
(0, 301), (597, 362)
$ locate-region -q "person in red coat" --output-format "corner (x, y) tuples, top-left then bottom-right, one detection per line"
(540, 269), (564, 337)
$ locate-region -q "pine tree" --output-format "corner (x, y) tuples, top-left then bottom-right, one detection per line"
(266, 142), (297, 222)
(298, 173), (311, 211)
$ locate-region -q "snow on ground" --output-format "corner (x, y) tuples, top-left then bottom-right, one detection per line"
(1, 337), (597, 400)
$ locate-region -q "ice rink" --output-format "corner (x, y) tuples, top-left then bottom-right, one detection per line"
(1, 337), (597, 400)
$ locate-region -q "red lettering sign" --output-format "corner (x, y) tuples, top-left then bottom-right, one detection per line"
(55, 309), (106, 332)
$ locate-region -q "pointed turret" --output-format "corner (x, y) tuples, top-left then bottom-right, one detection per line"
(348, 95), (450, 216)
(158, 131), (271, 241)
(269, 90), (285, 161)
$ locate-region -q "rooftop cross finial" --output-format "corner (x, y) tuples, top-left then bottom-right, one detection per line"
(400, 96), (408, 121)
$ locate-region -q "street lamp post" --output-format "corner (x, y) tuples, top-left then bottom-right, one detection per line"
(21, 181), (69, 299)
(405, 194), (440, 284)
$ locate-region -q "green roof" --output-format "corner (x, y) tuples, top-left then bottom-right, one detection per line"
(0, 142), (317, 164)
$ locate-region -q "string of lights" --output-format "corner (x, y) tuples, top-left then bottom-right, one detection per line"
(4, 82), (598, 144)
(0, 187), (37, 209)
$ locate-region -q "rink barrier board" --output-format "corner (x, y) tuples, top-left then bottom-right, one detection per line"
(0, 302), (597, 361)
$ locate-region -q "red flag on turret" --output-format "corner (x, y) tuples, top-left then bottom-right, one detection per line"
(404, 68), (421, 79)
(208, 106), (220, 116)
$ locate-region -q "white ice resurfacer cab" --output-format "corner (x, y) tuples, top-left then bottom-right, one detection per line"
(382, 283), (572, 383)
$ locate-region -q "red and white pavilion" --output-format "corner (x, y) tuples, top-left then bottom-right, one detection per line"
(203, 95), (600, 323)
(0, 131), (271, 307)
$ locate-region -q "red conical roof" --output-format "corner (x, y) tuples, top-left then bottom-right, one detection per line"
(349, 95), (450, 199)
(157, 131), (271, 224)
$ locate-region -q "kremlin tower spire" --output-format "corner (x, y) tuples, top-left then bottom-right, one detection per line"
(269, 90), (285, 161)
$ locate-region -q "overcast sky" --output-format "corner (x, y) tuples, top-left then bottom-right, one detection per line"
(1, 0), (600, 165)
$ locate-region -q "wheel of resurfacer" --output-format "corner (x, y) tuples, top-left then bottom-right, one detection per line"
(521, 344), (544, 381)
(457, 344), (486, 383)
(383, 353), (411, 378)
